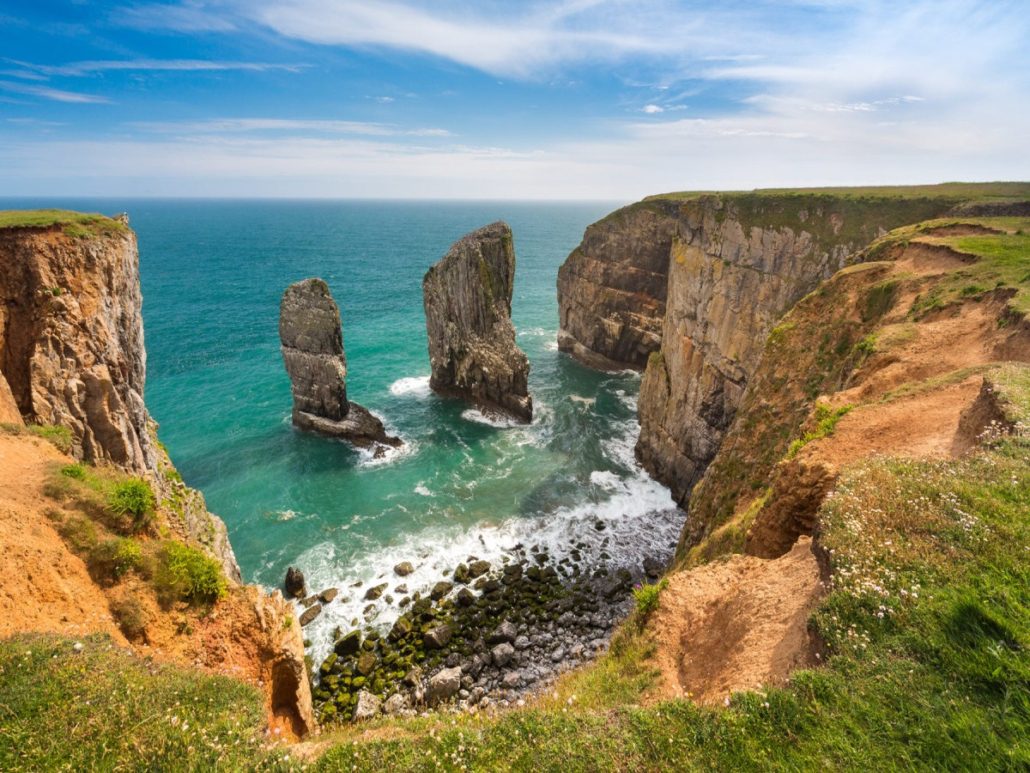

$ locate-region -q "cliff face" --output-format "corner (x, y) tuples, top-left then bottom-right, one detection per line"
(559, 193), (959, 508)
(280, 278), (399, 449)
(679, 214), (1030, 561)
(556, 200), (680, 370)
(423, 221), (532, 422)
(0, 212), (315, 737)
(0, 220), (154, 471)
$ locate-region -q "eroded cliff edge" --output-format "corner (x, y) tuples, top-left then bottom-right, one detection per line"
(557, 188), (995, 509)
(0, 212), (315, 738)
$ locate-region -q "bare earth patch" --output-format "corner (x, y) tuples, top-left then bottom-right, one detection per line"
(647, 537), (823, 706)
(0, 433), (127, 643)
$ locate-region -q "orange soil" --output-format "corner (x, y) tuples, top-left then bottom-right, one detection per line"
(0, 431), (311, 740)
(648, 537), (822, 705)
(0, 433), (127, 643)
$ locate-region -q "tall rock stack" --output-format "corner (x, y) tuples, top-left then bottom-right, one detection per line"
(279, 278), (400, 450)
(422, 222), (532, 423)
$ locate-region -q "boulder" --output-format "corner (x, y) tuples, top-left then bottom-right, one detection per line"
(279, 278), (401, 450)
(491, 642), (515, 667)
(364, 583), (388, 601)
(422, 222), (532, 422)
(299, 604), (321, 627)
(318, 587), (338, 604)
(430, 581), (453, 601)
(334, 630), (361, 657)
(353, 690), (381, 720)
(383, 693), (408, 715)
(426, 666), (462, 705)
(394, 561), (414, 577)
(424, 623), (453, 650)
(284, 566), (306, 599)
(468, 560), (491, 579)
(487, 620), (517, 644)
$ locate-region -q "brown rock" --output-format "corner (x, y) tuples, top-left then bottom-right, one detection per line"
(279, 278), (401, 449)
(422, 222), (532, 422)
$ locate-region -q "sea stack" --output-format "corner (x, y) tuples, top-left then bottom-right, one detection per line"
(422, 222), (532, 422)
(279, 278), (400, 451)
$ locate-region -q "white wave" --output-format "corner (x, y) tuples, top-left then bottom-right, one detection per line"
(461, 408), (522, 428)
(569, 394), (596, 407)
(389, 375), (432, 397)
(589, 470), (621, 489)
(544, 340), (559, 351)
(517, 327), (551, 338)
(270, 509), (300, 521)
(414, 483), (433, 497)
(294, 417), (681, 667)
(356, 438), (417, 468)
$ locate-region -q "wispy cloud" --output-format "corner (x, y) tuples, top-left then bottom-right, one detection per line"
(115, 2), (238, 32)
(130, 118), (451, 137)
(641, 104), (664, 114)
(12, 58), (306, 77)
(0, 80), (110, 104)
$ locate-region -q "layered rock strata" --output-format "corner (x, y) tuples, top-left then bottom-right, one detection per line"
(423, 221), (532, 422)
(633, 194), (960, 507)
(556, 199), (681, 370)
(0, 220), (155, 470)
(279, 278), (400, 450)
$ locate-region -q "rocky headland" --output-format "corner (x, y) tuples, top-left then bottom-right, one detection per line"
(280, 278), (400, 452)
(0, 211), (315, 738)
(423, 221), (532, 422)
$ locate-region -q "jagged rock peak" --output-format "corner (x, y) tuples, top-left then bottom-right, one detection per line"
(422, 221), (532, 422)
(279, 278), (401, 451)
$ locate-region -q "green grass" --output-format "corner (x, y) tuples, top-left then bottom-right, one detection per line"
(644, 181), (1030, 203)
(153, 541), (228, 605)
(0, 209), (127, 238)
(107, 478), (157, 532)
(785, 403), (853, 460)
(0, 423), (75, 454)
(0, 633), (287, 771)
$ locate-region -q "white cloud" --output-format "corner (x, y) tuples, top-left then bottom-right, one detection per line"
(0, 80), (110, 104)
(115, 2), (238, 32)
(130, 118), (451, 137)
(641, 104), (664, 114)
(13, 59), (305, 77)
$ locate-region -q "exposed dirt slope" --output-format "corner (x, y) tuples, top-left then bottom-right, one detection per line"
(648, 537), (822, 705)
(0, 433), (126, 642)
(0, 430), (315, 739)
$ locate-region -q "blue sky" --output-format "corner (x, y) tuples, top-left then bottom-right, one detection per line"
(1, 0), (1028, 199)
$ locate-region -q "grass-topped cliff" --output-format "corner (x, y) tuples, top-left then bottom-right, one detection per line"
(0, 209), (129, 238)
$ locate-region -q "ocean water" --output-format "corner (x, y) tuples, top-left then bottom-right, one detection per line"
(3, 199), (682, 662)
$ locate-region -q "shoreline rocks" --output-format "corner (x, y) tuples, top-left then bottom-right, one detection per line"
(308, 538), (671, 724)
(279, 278), (401, 452)
(422, 222), (532, 423)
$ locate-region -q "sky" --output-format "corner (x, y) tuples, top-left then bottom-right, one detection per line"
(1, 0), (1028, 199)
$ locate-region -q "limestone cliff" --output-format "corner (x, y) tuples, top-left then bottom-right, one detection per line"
(556, 200), (680, 370)
(423, 221), (532, 422)
(679, 213), (1030, 561)
(0, 217), (154, 470)
(0, 211), (315, 737)
(635, 193), (965, 506)
(558, 191), (974, 509)
(280, 278), (400, 450)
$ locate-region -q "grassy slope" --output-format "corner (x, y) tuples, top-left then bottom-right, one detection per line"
(0, 633), (286, 770)
(0, 209), (127, 238)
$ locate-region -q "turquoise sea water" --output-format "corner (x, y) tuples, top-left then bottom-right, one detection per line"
(3, 199), (682, 660)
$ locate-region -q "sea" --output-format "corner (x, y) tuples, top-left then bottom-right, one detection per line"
(2, 199), (682, 663)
